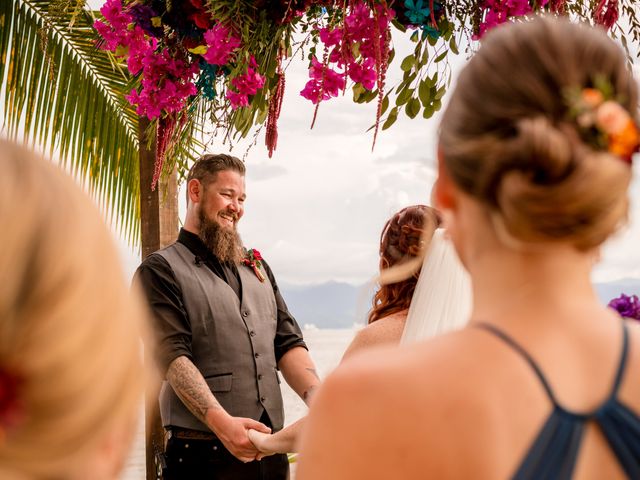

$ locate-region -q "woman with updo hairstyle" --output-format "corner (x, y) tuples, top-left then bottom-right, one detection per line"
(0, 140), (148, 479)
(368, 205), (441, 323)
(298, 17), (640, 480)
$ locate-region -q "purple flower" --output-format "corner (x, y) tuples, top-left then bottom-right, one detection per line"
(128, 4), (163, 38)
(608, 293), (640, 320)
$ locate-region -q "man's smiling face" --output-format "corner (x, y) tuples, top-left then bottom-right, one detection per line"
(199, 169), (246, 230)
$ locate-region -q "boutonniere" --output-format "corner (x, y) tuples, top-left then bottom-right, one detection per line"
(242, 248), (265, 282)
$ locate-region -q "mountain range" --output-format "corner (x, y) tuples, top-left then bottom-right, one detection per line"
(279, 278), (640, 329)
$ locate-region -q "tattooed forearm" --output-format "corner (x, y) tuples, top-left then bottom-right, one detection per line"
(166, 356), (222, 423)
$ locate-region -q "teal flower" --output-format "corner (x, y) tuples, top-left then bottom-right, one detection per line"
(422, 24), (440, 40)
(404, 0), (430, 25)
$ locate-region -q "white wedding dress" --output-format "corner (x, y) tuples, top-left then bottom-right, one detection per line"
(401, 229), (472, 344)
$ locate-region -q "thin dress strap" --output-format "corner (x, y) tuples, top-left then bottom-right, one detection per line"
(607, 321), (629, 399)
(474, 322), (559, 405)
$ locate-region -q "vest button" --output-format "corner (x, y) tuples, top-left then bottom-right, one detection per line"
(243, 311), (249, 317)
(258, 374), (263, 380)
(254, 353), (260, 358)
(250, 330), (256, 336)
(260, 396), (266, 402)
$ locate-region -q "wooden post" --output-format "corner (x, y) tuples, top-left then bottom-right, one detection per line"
(139, 117), (179, 480)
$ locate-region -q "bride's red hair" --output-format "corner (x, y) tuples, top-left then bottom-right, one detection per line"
(368, 205), (441, 324)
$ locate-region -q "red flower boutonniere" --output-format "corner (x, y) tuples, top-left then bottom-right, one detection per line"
(243, 248), (265, 282)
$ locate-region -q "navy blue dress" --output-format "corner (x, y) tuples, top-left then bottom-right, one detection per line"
(476, 321), (640, 479)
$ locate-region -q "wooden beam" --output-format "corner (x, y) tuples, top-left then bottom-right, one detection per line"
(138, 117), (179, 479)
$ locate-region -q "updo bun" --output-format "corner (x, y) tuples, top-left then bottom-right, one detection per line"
(439, 17), (637, 250)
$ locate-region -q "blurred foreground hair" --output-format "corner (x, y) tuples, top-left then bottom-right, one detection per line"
(0, 140), (148, 479)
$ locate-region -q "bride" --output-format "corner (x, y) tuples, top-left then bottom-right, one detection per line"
(248, 204), (471, 455)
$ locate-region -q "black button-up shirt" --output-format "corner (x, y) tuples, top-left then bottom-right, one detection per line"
(135, 229), (307, 375)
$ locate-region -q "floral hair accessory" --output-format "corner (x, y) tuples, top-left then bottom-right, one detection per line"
(242, 248), (265, 282)
(0, 368), (24, 440)
(608, 293), (640, 320)
(565, 77), (640, 164)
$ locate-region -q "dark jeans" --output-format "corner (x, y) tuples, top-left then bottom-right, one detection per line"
(163, 435), (289, 480)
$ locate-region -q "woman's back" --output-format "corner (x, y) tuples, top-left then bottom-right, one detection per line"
(299, 305), (640, 479)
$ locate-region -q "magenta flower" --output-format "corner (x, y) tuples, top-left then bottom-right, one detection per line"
(301, 1), (392, 104)
(608, 294), (640, 320)
(319, 27), (342, 47)
(300, 58), (346, 104)
(226, 91), (249, 108)
(348, 58), (376, 90)
(476, 0), (533, 38)
(202, 24), (241, 65)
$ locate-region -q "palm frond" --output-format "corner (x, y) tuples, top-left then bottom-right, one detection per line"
(0, 0), (140, 243)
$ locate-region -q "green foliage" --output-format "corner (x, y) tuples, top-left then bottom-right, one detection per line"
(0, 0), (142, 242)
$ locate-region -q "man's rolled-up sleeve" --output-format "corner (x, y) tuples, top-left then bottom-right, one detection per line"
(134, 254), (194, 376)
(262, 260), (308, 362)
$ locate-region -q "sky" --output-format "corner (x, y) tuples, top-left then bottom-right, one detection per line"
(117, 28), (640, 287)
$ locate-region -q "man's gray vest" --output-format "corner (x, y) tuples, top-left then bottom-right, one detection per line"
(156, 242), (284, 432)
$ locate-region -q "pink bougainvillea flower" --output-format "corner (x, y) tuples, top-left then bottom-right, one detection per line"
(476, 0), (533, 38)
(227, 90), (250, 109)
(319, 27), (343, 47)
(231, 68), (266, 96)
(226, 56), (265, 109)
(348, 57), (376, 90)
(300, 57), (346, 104)
(202, 24), (241, 65)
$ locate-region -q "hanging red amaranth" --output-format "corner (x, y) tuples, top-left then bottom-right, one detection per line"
(266, 55), (286, 158)
(549, 0), (566, 13)
(429, 0), (437, 27)
(371, 5), (391, 151)
(594, 0), (619, 29)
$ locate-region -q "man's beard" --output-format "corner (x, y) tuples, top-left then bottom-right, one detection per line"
(198, 210), (243, 264)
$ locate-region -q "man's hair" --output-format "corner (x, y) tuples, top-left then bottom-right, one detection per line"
(186, 153), (246, 201)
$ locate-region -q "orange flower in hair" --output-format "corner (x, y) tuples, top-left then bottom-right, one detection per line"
(565, 78), (640, 164)
(608, 120), (640, 160)
(581, 88), (604, 108)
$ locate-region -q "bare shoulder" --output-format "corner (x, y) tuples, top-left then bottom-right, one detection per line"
(341, 311), (407, 360)
(298, 328), (506, 479)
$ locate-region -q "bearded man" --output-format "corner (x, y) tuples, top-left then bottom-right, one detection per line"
(135, 154), (320, 480)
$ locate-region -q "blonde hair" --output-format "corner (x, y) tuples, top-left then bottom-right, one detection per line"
(439, 17), (637, 250)
(0, 140), (147, 478)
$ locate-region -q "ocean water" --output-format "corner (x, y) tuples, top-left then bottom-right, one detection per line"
(120, 328), (356, 480)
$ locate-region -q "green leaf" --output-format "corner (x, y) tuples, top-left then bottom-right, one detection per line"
(418, 79), (432, 107)
(405, 97), (421, 119)
(423, 103), (435, 119)
(448, 36), (459, 55)
(434, 50), (448, 63)
(380, 94), (390, 116)
(352, 82), (365, 102)
(396, 87), (413, 106)
(0, 0), (144, 243)
(434, 86), (447, 100)
(382, 107), (398, 130)
(400, 55), (415, 72)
